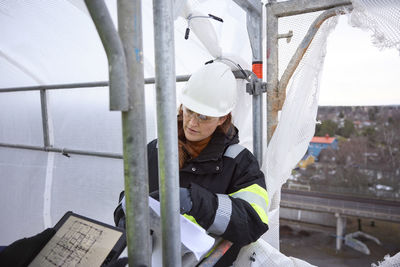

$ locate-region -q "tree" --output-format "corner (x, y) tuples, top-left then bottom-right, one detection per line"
(340, 119), (355, 138)
(362, 126), (377, 146)
(381, 112), (400, 169)
(315, 120), (337, 137)
(368, 107), (377, 121)
(335, 137), (368, 166)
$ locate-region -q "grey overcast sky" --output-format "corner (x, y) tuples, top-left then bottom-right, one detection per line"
(319, 16), (400, 106)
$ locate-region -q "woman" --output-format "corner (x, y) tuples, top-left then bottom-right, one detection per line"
(115, 62), (268, 266)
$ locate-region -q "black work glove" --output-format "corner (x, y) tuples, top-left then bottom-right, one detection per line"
(179, 187), (193, 214)
(0, 228), (56, 267)
(149, 190), (160, 201)
(149, 188), (193, 214)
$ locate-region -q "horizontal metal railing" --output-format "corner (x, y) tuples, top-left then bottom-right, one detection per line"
(0, 142), (122, 159)
(281, 190), (400, 223)
(0, 75), (190, 93)
(0, 75), (193, 159)
(0, 71), (250, 93)
(0, 71), (250, 159)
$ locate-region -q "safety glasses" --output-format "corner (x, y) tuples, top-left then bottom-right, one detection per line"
(182, 106), (218, 123)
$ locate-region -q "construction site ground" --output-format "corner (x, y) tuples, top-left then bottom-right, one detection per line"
(280, 217), (400, 266)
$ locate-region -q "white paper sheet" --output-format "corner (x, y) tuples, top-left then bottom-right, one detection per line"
(149, 197), (215, 266)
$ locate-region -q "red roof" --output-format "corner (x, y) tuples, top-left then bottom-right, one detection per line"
(311, 135), (336, 144)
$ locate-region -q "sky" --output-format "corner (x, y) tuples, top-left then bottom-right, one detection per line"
(319, 16), (400, 106)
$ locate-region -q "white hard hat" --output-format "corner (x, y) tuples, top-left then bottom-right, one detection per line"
(180, 62), (237, 117)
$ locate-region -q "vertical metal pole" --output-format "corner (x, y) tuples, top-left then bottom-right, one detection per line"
(40, 89), (51, 147)
(118, 0), (151, 266)
(246, 9), (263, 164)
(266, 1), (279, 144)
(252, 96), (263, 162)
(84, 0), (129, 111)
(152, 0), (182, 266)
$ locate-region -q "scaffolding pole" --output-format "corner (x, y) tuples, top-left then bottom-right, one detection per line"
(0, 142), (122, 159)
(84, 0), (129, 111)
(40, 89), (51, 147)
(232, 0), (264, 164)
(266, 1), (279, 144)
(0, 72), (247, 93)
(269, 0), (351, 17)
(118, 0), (151, 266)
(152, 0), (182, 266)
(247, 7), (264, 164)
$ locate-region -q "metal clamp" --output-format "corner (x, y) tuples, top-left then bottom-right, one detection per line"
(246, 76), (267, 96)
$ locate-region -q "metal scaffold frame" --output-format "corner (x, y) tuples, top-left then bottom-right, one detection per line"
(265, 0), (352, 143)
(0, 0), (355, 265)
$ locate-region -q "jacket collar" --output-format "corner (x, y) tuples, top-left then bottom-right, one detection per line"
(190, 125), (239, 162)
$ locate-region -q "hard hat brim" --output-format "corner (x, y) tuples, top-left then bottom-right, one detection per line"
(180, 92), (233, 117)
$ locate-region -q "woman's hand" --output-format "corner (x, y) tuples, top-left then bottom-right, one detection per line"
(149, 188), (193, 214)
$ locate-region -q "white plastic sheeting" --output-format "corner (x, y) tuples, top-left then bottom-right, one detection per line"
(235, 239), (316, 267)
(0, 0), (254, 245)
(372, 252), (400, 267)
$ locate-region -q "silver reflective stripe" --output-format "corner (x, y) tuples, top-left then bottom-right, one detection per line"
(224, 144), (245, 158)
(207, 194), (232, 235)
(231, 191), (268, 214)
(120, 195), (126, 214)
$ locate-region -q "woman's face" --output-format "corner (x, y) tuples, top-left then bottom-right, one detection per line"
(182, 106), (227, 142)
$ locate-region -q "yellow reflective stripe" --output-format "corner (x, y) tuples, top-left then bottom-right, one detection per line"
(251, 203), (268, 224)
(229, 184), (269, 224)
(230, 184), (268, 202)
(204, 238), (226, 259)
(205, 244), (216, 258)
(230, 191), (267, 213)
(183, 214), (200, 226)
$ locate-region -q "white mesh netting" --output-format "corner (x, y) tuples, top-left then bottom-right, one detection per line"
(260, 0), (400, 255)
(261, 8), (340, 253)
(350, 0), (400, 52)
(250, 0), (400, 265)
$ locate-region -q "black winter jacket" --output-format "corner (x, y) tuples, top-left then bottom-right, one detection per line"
(116, 126), (268, 266)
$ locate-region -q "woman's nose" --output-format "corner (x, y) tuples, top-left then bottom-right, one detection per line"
(188, 115), (199, 126)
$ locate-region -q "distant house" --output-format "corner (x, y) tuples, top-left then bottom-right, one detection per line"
(298, 154), (315, 169)
(308, 134), (338, 160)
(363, 121), (372, 127)
(353, 120), (362, 129)
(297, 134), (338, 169)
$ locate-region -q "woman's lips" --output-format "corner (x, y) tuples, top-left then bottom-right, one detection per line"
(187, 127), (198, 134)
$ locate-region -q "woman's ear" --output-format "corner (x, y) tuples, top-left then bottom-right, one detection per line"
(217, 115), (227, 126)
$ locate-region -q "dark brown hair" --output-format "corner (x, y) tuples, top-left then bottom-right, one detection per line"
(177, 105), (232, 168)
